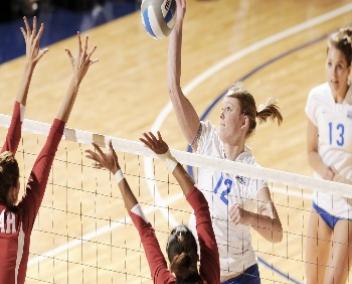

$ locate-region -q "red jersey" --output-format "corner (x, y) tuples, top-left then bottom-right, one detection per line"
(1, 101), (23, 154)
(129, 187), (220, 284)
(0, 106), (65, 284)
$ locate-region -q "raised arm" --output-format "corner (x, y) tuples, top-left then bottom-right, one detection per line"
(85, 141), (174, 282)
(1, 17), (48, 154)
(140, 132), (220, 283)
(168, 0), (200, 145)
(86, 141), (137, 210)
(19, 34), (97, 231)
(56, 33), (97, 122)
(17, 16), (48, 106)
(140, 131), (195, 195)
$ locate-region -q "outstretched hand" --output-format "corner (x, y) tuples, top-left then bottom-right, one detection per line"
(139, 131), (169, 155)
(85, 141), (119, 174)
(65, 32), (98, 85)
(21, 16), (48, 68)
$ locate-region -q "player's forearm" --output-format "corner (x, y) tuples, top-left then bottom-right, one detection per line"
(28, 119), (65, 209)
(246, 211), (283, 243)
(172, 164), (195, 196)
(168, 22), (182, 91)
(168, 23), (201, 144)
(16, 64), (35, 106)
(115, 171), (138, 211)
(55, 76), (81, 122)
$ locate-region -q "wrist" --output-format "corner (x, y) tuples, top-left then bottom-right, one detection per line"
(68, 76), (81, 92)
(114, 169), (124, 184)
(174, 22), (183, 31)
(158, 150), (178, 173)
(23, 64), (34, 77)
(111, 165), (120, 175)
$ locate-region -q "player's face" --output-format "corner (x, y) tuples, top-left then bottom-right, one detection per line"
(219, 97), (247, 144)
(326, 46), (351, 98)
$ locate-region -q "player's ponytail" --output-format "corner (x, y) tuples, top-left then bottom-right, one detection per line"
(170, 252), (200, 283)
(0, 151), (19, 208)
(166, 225), (202, 283)
(256, 98), (283, 125)
(328, 26), (352, 66)
(225, 85), (283, 136)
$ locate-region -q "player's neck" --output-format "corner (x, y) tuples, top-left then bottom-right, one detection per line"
(333, 86), (349, 103)
(223, 143), (245, 161)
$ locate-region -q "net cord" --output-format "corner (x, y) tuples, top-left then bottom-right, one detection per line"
(1, 113), (351, 198)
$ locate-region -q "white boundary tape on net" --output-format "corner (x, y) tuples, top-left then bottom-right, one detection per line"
(1, 114), (351, 200)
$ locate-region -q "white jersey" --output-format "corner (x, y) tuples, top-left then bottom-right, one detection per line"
(190, 121), (267, 278)
(305, 82), (352, 218)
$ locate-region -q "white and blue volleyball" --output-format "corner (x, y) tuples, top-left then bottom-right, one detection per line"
(141, 0), (176, 39)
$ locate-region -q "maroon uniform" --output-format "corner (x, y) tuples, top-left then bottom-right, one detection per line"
(1, 101), (23, 154)
(0, 104), (65, 284)
(129, 187), (220, 284)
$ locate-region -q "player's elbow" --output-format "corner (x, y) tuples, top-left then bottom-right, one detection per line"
(168, 83), (182, 98)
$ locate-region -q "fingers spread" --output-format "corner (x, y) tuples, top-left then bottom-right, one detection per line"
(139, 137), (153, 149)
(109, 140), (119, 164)
(90, 59), (99, 65)
(84, 36), (89, 54)
(92, 142), (105, 158)
(36, 48), (49, 61)
(65, 49), (74, 65)
(77, 31), (82, 54)
(32, 16), (37, 37)
(23, 16), (30, 35)
(85, 149), (99, 162)
(157, 131), (162, 141)
(20, 27), (26, 41)
(34, 23), (44, 43)
(142, 132), (156, 146)
(148, 131), (157, 141)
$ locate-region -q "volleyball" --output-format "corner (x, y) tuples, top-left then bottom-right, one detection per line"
(141, 0), (177, 39)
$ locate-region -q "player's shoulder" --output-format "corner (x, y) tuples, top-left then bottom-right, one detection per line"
(199, 120), (221, 147)
(200, 120), (216, 133)
(308, 82), (331, 101)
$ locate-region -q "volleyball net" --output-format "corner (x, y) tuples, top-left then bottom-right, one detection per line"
(1, 114), (351, 284)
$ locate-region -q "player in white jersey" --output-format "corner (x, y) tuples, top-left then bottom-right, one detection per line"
(167, 0), (283, 282)
(305, 27), (352, 284)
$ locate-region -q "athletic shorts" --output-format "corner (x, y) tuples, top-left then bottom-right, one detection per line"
(313, 202), (345, 230)
(221, 264), (260, 284)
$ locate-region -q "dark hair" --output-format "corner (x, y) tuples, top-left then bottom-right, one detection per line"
(226, 86), (283, 136)
(328, 26), (352, 66)
(0, 151), (19, 208)
(166, 225), (201, 283)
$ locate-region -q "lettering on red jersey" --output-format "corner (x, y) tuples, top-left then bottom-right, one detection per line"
(0, 210), (16, 234)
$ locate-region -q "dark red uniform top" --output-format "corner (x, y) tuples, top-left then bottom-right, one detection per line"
(0, 102), (65, 284)
(129, 187), (220, 284)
